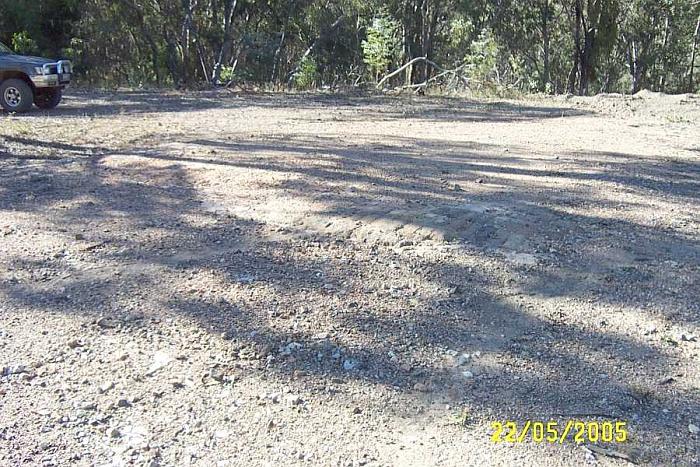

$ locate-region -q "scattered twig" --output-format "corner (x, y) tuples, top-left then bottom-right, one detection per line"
(82, 241), (107, 252)
(584, 445), (639, 465)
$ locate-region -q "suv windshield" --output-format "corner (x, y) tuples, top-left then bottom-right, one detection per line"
(0, 42), (14, 54)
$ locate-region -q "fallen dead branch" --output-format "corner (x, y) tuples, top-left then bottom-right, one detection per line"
(376, 57), (473, 91)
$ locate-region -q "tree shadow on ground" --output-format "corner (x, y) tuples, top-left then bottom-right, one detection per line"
(1, 98), (698, 464)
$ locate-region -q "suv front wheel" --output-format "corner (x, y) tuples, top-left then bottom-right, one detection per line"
(35, 88), (62, 110)
(0, 79), (34, 112)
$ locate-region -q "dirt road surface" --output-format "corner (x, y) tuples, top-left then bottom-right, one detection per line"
(1, 90), (699, 466)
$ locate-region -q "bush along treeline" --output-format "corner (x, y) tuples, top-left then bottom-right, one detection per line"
(1, 0), (699, 94)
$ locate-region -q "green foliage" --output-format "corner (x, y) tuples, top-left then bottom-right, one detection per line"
(465, 29), (499, 84)
(61, 37), (83, 64)
(594, 0), (621, 64)
(11, 31), (38, 55)
(219, 66), (236, 83)
(447, 17), (474, 54)
(0, 0), (697, 94)
(0, 0), (79, 57)
(294, 56), (318, 89)
(616, 0), (698, 93)
(362, 13), (399, 79)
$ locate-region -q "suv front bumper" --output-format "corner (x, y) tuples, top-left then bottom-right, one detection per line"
(31, 74), (71, 88)
(30, 60), (72, 88)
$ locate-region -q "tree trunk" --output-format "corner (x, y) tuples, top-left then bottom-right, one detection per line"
(286, 15), (344, 85)
(271, 1), (294, 83)
(658, 13), (670, 91)
(541, 0), (551, 92)
(568, 0), (581, 94)
(401, 1), (415, 85)
(212, 0), (238, 84)
(690, 14), (700, 92)
(629, 39), (646, 94)
(163, 29), (183, 85)
(577, 1), (595, 96)
(212, 0), (238, 83)
(420, 0), (429, 83)
(402, 24), (411, 85)
(147, 37), (162, 85)
(180, 0), (198, 85)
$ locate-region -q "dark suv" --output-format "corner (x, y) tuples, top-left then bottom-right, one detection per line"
(0, 41), (72, 112)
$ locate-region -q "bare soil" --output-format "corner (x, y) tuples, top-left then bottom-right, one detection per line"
(1, 90), (699, 466)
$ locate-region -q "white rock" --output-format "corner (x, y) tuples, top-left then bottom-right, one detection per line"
(286, 394), (303, 406)
(504, 252), (538, 266)
(677, 332), (697, 342)
(213, 430), (229, 439)
(689, 423), (699, 434)
(120, 424), (149, 448)
(456, 354), (470, 366)
(98, 382), (115, 394)
(343, 359), (359, 371)
(145, 351), (172, 376)
(279, 342), (303, 356)
(462, 370), (474, 379)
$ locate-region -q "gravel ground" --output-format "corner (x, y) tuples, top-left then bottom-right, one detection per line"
(0, 90), (699, 466)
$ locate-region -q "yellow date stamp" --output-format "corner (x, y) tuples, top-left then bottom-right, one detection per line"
(491, 420), (628, 444)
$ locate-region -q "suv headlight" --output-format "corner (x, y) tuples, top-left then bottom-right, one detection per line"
(33, 67), (46, 75)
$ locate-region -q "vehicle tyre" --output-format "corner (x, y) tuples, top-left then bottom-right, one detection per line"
(0, 79), (34, 112)
(34, 88), (62, 110)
